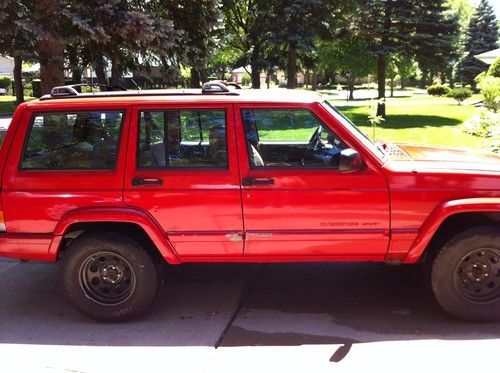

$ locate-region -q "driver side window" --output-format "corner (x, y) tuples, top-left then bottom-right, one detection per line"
(241, 109), (347, 169)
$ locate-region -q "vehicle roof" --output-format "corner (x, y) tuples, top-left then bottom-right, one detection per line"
(28, 88), (324, 108)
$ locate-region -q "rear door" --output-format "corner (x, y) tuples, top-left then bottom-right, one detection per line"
(123, 103), (243, 257)
(235, 103), (390, 259)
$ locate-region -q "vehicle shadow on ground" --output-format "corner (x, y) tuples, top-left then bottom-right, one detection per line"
(1, 261), (499, 348)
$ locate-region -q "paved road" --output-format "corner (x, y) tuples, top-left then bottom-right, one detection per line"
(1, 258), (500, 372)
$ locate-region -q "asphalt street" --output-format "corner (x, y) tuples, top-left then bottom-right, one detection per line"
(1, 258), (500, 373)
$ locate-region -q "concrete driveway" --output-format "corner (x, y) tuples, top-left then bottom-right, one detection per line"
(1, 258), (500, 372)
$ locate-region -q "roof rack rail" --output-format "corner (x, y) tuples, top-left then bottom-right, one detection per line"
(50, 83), (127, 98)
(201, 81), (231, 94)
(40, 81), (240, 101)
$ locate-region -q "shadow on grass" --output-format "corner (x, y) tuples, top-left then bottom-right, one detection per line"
(338, 108), (463, 129)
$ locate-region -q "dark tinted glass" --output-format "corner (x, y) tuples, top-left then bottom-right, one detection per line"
(21, 111), (123, 170)
(138, 110), (227, 169)
(241, 109), (347, 169)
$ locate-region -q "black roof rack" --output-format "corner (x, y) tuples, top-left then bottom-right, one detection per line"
(40, 81), (240, 101)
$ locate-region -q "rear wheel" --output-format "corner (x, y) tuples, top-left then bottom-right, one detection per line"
(431, 226), (500, 322)
(61, 231), (158, 322)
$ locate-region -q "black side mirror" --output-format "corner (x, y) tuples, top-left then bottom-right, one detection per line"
(339, 148), (364, 173)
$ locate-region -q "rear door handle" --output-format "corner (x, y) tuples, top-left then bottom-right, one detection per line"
(132, 177), (163, 186)
(242, 177), (274, 186)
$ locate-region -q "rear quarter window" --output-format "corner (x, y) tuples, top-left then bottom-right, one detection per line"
(21, 110), (124, 170)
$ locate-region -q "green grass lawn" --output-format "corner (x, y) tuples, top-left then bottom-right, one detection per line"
(333, 96), (492, 150)
(0, 95), (36, 115)
(0, 96), (18, 115)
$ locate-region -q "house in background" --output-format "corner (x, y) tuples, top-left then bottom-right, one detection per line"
(0, 55), (14, 76)
(475, 48), (500, 65)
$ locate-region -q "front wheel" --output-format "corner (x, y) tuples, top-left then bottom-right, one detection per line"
(61, 231), (158, 322)
(431, 226), (500, 322)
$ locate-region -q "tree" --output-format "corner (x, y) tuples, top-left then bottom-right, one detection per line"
(456, 0), (499, 89)
(66, 0), (183, 87)
(392, 53), (417, 89)
(358, 0), (419, 116)
(163, 0), (220, 88)
(0, 0), (36, 104)
(411, 0), (460, 88)
(266, 0), (351, 89)
(317, 35), (376, 99)
(221, 0), (271, 88)
(34, 0), (66, 94)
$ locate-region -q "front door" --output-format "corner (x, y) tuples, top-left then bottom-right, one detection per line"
(235, 103), (390, 259)
(124, 104), (243, 257)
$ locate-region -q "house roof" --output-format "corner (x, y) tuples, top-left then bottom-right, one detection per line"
(475, 48), (500, 65)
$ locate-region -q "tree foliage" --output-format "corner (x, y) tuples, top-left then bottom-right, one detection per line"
(456, 0), (499, 88)
(220, 0), (271, 88)
(317, 35), (376, 99)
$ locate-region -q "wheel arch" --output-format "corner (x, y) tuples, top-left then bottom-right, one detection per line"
(403, 198), (500, 264)
(50, 207), (181, 264)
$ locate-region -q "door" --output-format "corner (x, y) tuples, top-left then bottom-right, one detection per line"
(235, 103), (390, 259)
(123, 104), (243, 257)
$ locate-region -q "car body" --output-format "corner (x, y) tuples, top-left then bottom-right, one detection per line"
(0, 82), (499, 322)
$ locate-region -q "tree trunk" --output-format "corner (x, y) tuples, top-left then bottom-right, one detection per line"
(400, 76), (405, 90)
(311, 71), (318, 91)
(13, 54), (24, 106)
(71, 68), (83, 85)
(94, 57), (107, 85)
(419, 69), (427, 89)
(110, 55), (122, 86)
(448, 69), (455, 88)
(251, 68), (261, 89)
(348, 75), (355, 100)
(199, 68), (208, 84)
(376, 54), (387, 117)
(287, 43), (297, 89)
(250, 46), (261, 89)
(190, 68), (201, 88)
(390, 77), (394, 97)
(36, 0), (64, 95)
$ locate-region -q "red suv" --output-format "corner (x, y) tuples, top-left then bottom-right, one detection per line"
(0, 82), (499, 322)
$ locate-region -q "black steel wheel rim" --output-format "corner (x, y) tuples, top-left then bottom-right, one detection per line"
(454, 248), (500, 303)
(79, 251), (136, 306)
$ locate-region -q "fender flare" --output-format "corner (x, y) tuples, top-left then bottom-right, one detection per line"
(403, 198), (500, 263)
(50, 207), (181, 264)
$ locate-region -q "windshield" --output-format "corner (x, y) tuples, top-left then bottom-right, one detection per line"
(321, 101), (387, 162)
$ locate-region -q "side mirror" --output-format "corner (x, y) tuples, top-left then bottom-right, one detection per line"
(339, 148), (364, 173)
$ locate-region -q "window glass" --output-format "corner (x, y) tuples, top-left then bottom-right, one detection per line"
(242, 109), (348, 169)
(138, 110), (227, 169)
(21, 111), (123, 170)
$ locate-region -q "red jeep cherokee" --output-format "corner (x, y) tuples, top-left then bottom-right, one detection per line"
(0, 82), (499, 322)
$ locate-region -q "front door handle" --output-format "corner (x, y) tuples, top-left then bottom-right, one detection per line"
(132, 177), (163, 186)
(242, 177), (274, 186)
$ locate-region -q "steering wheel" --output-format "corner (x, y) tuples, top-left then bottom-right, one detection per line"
(307, 125), (324, 152)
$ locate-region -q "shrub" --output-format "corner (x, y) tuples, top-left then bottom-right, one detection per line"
(0, 77), (12, 91)
(463, 109), (499, 136)
(488, 57), (500, 78)
(447, 87), (472, 105)
(463, 109), (500, 153)
(427, 84), (450, 96)
(478, 76), (500, 112)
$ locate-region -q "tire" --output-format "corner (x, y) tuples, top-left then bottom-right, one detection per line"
(61, 231), (158, 322)
(431, 226), (500, 322)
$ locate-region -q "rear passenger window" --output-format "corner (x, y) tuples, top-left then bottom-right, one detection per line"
(137, 110), (227, 169)
(21, 111), (124, 170)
